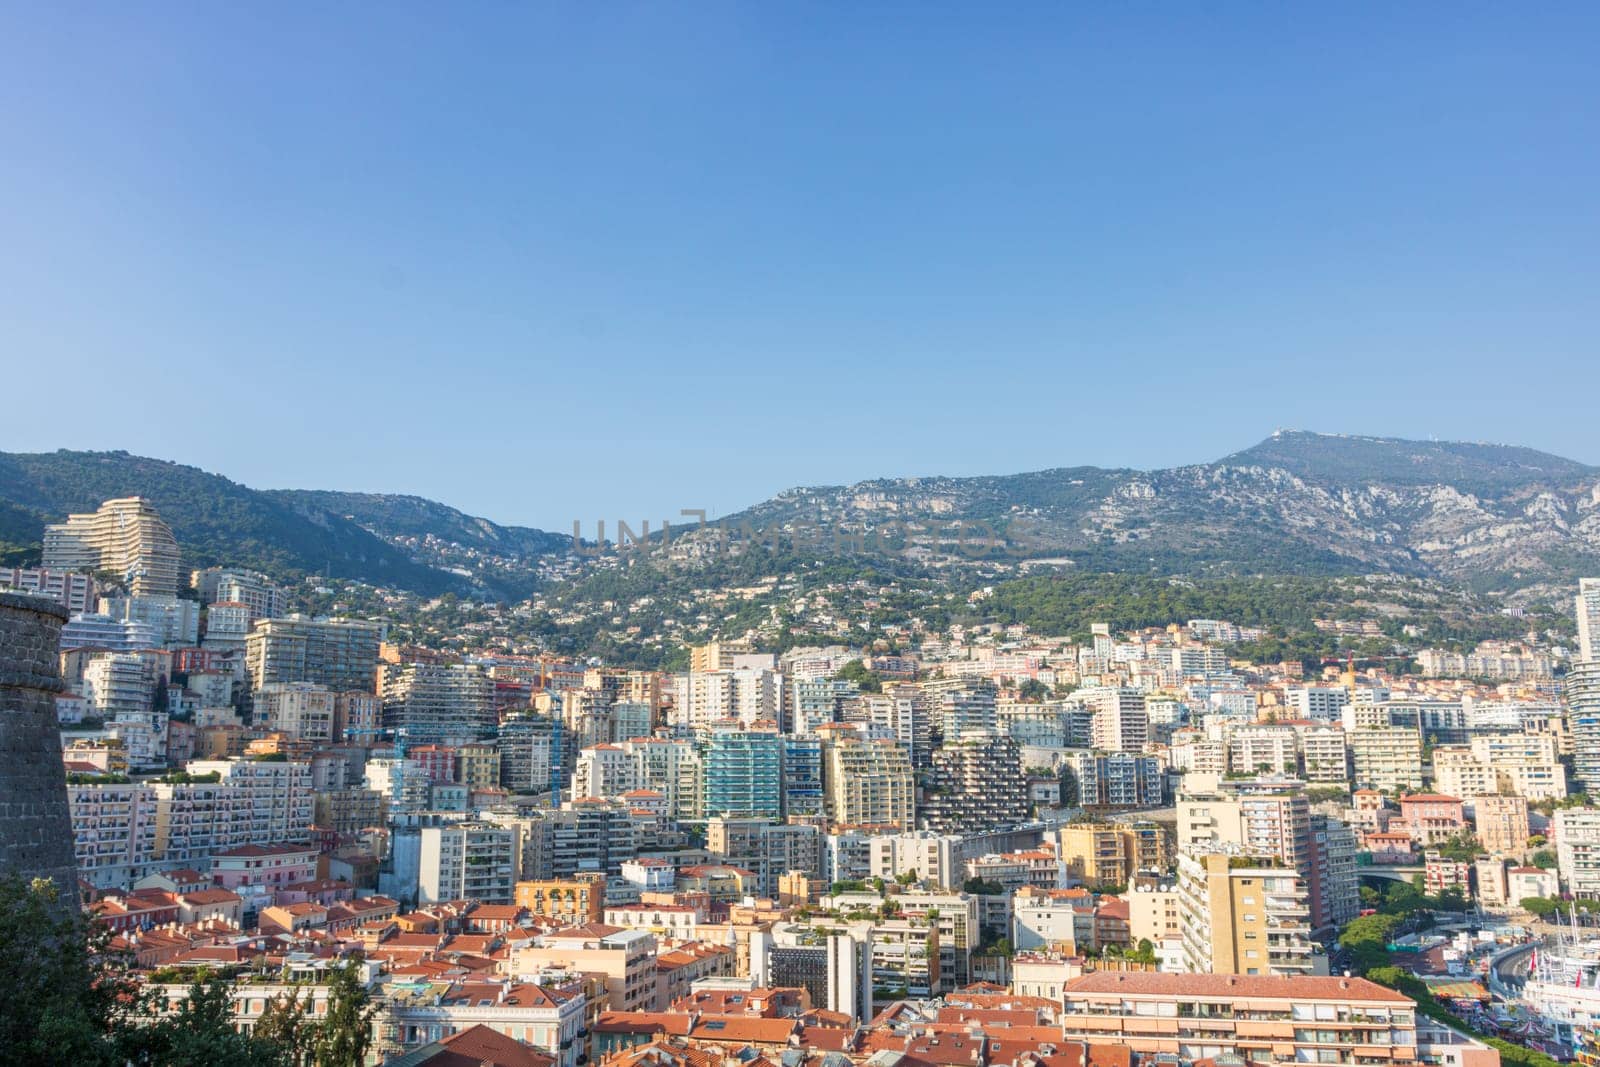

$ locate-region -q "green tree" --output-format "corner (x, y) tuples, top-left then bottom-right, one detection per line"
(833, 659), (883, 693)
(1016, 678), (1050, 702)
(1521, 897), (1561, 919)
(139, 974), (288, 1067)
(311, 962), (376, 1067)
(254, 987), (312, 1067)
(1339, 912), (1400, 972)
(1532, 849), (1557, 869)
(0, 874), (130, 1065)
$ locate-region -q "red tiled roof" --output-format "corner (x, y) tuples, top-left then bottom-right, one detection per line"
(412, 1023), (556, 1067)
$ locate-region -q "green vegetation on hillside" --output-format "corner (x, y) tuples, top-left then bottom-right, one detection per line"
(0, 450), (459, 593)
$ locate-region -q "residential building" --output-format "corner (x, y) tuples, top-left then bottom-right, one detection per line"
(1081, 687), (1148, 752)
(43, 497), (181, 596)
(1555, 807), (1600, 899)
(868, 833), (962, 889)
(419, 822), (521, 904)
(1569, 662), (1600, 795)
(920, 733), (1028, 833)
(383, 663), (496, 745)
(253, 682), (337, 744)
(1071, 752), (1164, 810)
(99, 594), (199, 648)
(823, 737), (915, 830)
(0, 567), (96, 613)
(188, 757), (315, 845)
(702, 725), (783, 820)
(1058, 973), (1492, 1067)
(1177, 849), (1313, 976)
(1058, 822), (1141, 889)
(1579, 577), (1600, 663)
(246, 616), (382, 695)
(509, 926), (658, 1012)
(1347, 725), (1424, 792)
(1471, 793), (1530, 858)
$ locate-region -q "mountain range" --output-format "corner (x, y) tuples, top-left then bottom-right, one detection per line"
(1, 431), (1596, 599)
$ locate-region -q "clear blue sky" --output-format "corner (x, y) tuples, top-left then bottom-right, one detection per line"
(2, 5), (1596, 531)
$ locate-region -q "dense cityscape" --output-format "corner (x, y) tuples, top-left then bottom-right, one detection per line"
(4, 6), (1597, 1066)
(4, 489), (1600, 1066)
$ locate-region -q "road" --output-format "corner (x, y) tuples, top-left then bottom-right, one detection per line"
(1488, 940), (1538, 998)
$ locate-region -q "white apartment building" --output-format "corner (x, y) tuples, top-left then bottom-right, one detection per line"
(418, 822), (521, 904)
(43, 497), (181, 597)
(1081, 687), (1148, 752)
(61, 613), (161, 652)
(253, 682), (337, 744)
(188, 758), (314, 845)
(1227, 724), (1298, 777)
(82, 652), (153, 720)
(868, 832), (962, 889)
(1294, 723), (1351, 783)
(1285, 686), (1349, 721)
(1347, 725), (1424, 792)
(202, 601), (252, 652)
(1577, 577), (1600, 662)
(99, 594), (199, 648)
(1433, 734), (1567, 802)
(1555, 807), (1600, 899)
(573, 744), (637, 799)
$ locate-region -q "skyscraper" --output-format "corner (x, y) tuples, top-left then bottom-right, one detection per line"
(921, 733), (1027, 833)
(1577, 577), (1600, 663)
(245, 615), (382, 695)
(381, 663), (495, 744)
(43, 497), (181, 596)
(1567, 661), (1600, 795)
(702, 725), (783, 820)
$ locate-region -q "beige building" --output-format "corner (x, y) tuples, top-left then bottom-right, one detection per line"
(1473, 793), (1531, 857)
(507, 925), (658, 1011)
(1434, 735), (1566, 802)
(1177, 850), (1313, 976)
(515, 875), (607, 925)
(823, 737), (915, 830)
(252, 682), (336, 744)
(1127, 882), (1181, 944)
(457, 743), (502, 790)
(1347, 726), (1424, 792)
(43, 497), (181, 596)
(246, 616), (382, 695)
(1057, 822), (1153, 889)
(1058, 973), (1497, 1067)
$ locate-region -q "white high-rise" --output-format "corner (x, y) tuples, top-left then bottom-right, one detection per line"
(43, 497), (181, 597)
(1578, 577), (1600, 663)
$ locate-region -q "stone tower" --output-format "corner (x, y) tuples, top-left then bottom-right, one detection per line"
(0, 591), (79, 898)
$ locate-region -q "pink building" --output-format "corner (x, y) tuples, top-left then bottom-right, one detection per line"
(210, 844), (319, 890)
(1350, 789), (1390, 834)
(1366, 831), (1415, 865)
(1398, 794), (1466, 846)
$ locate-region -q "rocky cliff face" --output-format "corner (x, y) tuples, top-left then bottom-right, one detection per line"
(716, 432), (1600, 591)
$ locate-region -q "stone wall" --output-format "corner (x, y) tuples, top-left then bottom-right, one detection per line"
(0, 591), (79, 899)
